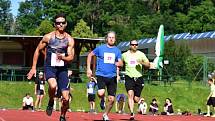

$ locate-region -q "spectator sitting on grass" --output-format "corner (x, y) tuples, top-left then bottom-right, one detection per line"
(22, 93), (34, 110)
(161, 98), (174, 115)
(115, 93), (126, 114)
(149, 98), (159, 115)
(138, 98), (147, 115)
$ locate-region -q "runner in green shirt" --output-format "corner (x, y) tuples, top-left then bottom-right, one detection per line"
(122, 40), (150, 120)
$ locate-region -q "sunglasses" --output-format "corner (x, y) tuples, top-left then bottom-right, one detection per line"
(55, 21), (66, 25)
(130, 44), (138, 46)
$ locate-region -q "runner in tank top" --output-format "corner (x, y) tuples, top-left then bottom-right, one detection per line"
(27, 13), (75, 121)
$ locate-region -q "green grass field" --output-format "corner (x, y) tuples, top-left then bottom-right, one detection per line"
(0, 79), (210, 114)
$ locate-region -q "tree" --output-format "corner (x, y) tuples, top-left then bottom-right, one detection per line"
(71, 19), (97, 38)
(15, 0), (43, 35)
(71, 19), (98, 54)
(34, 19), (54, 35)
(185, 55), (204, 81)
(0, 26), (5, 34)
(185, 0), (215, 33)
(164, 39), (192, 79)
(0, 0), (13, 34)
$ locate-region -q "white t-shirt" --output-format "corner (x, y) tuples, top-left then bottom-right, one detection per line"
(211, 84), (215, 97)
(139, 102), (147, 110)
(23, 97), (33, 105)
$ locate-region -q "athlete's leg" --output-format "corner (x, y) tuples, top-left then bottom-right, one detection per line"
(61, 90), (70, 117)
(34, 94), (40, 110)
(38, 95), (44, 109)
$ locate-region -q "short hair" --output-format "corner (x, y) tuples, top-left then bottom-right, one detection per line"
(166, 98), (172, 103)
(26, 93), (30, 96)
(105, 31), (116, 41)
(208, 78), (213, 82)
(130, 40), (137, 45)
(152, 98), (157, 102)
(54, 13), (67, 22)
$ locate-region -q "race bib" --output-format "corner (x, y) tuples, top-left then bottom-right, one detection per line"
(51, 53), (65, 66)
(40, 84), (44, 90)
(128, 58), (137, 67)
(104, 52), (115, 64)
(88, 88), (94, 94)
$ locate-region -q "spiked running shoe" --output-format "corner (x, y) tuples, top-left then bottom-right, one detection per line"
(102, 114), (109, 121)
(59, 116), (66, 121)
(130, 113), (135, 120)
(46, 100), (54, 116)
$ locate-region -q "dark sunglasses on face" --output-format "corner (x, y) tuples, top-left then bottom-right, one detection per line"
(130, 44), (138, 46)
(55, 21), (66, 25)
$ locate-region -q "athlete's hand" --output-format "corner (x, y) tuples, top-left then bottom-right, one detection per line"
(57, 53), (62, 60)
(87, 69), (92, 78)
(27, 68), (36, 80)
(115, 61), (122, 67)
(117, 75), (121, 82)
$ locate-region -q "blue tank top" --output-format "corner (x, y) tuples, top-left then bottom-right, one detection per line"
(45, 34), (69, 67)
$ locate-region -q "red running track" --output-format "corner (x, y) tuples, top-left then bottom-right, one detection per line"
(0, 109), (214, 121)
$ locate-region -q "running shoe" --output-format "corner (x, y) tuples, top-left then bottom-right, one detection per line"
(102, 114), (109, 121)
(59, 116), (66, 121)
(46, 100), (54, 116)
(204, 113), (210, 117)
(130, 112), (135, 120)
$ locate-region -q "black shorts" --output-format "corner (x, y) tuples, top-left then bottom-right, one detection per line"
(207, 97), (215, 107)
(96, 76), (117, 96)
(125, 75), (144, 97)
(23, 105), (33, 110)
(88, 94), (95, 102)
(36, 90), (44, 95)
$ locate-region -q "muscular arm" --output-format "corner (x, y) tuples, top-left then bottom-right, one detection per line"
(86, 51), (95, 78)
(141, 60), (150, 69)
(27, 35), (49, 79)
(60, 35), (75, 62)
(138, 56), (150, 69)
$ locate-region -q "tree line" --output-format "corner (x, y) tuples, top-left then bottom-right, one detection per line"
(0, 0), (215, 41)
(0, 0), (215, 81)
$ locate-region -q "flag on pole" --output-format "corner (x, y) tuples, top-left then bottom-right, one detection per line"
(151, 25), (164, 69)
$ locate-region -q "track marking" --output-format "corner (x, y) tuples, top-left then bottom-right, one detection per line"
(0, 117), (6, 121)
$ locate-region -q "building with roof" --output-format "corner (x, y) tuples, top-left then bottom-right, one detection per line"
(0, 35), (104, 81)
(117, 31), (215, 60)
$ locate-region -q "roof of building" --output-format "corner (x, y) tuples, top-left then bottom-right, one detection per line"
(117, 31), (215, 51)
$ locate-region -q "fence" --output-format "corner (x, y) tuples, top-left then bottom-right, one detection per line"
(0, 66), (84, 82)
(0, 66), (31, 81)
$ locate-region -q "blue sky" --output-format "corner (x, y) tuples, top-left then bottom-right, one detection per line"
(11, 0), (25, 17)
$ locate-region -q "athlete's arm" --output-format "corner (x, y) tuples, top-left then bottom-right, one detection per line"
(87, 51), (95, 78)
(27, 34), (49, 79)
(58, 35), (74, 62)
(138, 55), (150, 69)
(115, 59), (123, 67)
